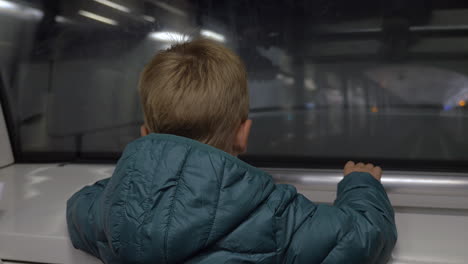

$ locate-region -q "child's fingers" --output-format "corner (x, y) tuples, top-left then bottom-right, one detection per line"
(365, 163), (374, 170)
(344, 161), (382, 181)
(344, 161), (355, 175)
(372, 166), (383, 180)
(345, 161), (355, 168)
(373, 166), (382, 175)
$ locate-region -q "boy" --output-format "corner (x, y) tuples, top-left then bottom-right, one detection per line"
(67, 39), (397, 263)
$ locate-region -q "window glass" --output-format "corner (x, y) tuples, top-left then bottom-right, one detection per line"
(1, 0), (468, 168)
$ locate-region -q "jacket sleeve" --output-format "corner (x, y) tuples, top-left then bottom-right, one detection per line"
(66, 178), (110, 257)
(283, 172), (397, 264)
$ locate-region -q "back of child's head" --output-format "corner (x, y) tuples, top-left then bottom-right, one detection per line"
(138, 38), (249, 152)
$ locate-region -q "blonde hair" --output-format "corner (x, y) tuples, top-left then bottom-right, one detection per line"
(138, 39), (249, 152)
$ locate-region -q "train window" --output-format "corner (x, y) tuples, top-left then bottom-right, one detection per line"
(1, 0), (468, 169)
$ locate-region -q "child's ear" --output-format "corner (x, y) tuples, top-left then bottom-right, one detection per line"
(140, 125), (149, 137)
(233, 119), (252, 155)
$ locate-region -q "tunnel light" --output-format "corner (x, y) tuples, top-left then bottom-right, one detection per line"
(24, 8), (42, 18)
(201, 29), (225, 42)
(276, 73), (294, 85)
(94, 0), (130, 13)
(142, 15), (155, 22)
(154, 1), (187, 17)
(149, 31), (190, 42)
(78, 10), (118, 25)
(459, 100), (466, 107)
(0, 0), (43, 19)
(371, 106), (378, 113)
(55, 15), (68, 23)
(78, 10), (119, 26)
(304, 78), (316, 91)
(0, 0), (16, 10)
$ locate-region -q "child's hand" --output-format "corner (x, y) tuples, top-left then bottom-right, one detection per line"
(344, 161), (382, 181)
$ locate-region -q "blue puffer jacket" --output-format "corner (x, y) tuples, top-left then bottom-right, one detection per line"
(67, 134), (397, 263)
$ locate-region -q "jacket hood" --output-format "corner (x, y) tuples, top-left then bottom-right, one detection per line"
(100, 134), (275, 263)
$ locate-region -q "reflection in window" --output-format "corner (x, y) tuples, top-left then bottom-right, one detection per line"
(1, 0), (468, 167)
